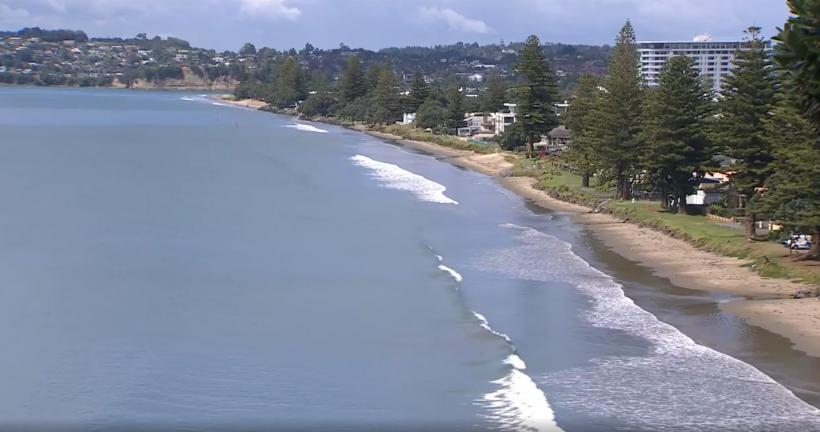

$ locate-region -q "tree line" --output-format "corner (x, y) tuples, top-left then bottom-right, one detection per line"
(233, 35), (563, 139)
(561, 12), (820, 259)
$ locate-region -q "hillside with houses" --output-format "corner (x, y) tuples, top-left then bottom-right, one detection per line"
(0, 27), (610, 93)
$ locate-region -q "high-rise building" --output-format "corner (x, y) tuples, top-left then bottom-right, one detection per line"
(637, 34), (772, 92)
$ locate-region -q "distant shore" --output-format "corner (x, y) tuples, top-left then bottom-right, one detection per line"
(214, 93), (820, 358)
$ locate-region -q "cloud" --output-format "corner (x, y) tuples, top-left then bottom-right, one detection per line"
(0, 3), (32, 28)
(0, 3), (30, 21)
(417, 6), (491, 34)
(239, 0), (301, 20)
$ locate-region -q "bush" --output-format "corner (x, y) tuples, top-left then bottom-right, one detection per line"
(707, 204), (727, 217)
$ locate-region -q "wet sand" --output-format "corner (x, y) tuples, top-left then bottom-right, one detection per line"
(356, 127), (820, 361)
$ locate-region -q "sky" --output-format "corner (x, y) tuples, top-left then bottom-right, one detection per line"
(0, 0), (792, 52)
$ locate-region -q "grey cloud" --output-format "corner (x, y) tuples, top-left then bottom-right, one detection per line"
(0, 0), (792, 52)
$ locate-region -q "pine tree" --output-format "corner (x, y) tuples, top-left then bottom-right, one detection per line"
(372, 66), (401, 124)
(760, 92), (820, 259)
(365, 63), (383, 93)
(563, 72), (601, 187)
(639, 55), (716, 214)
(481, 71), (508, 113)
(339, 56), (367, 104)
(592, 19), (644, 200)
(269, 57), (307, 108)
(514, 35), (560, 157)
(406, 70), (429, 113)
(445, 84), (468, 132)
(712, 26), (778, 239)
(774, 0), (820, 133)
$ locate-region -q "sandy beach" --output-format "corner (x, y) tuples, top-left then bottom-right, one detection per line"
(356, 126), (820, 357)
(215, 95), (268, 109)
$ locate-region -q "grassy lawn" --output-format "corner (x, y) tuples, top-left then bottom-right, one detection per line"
(609, 201), (820, 286)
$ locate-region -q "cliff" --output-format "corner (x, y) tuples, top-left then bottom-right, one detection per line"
(109, 67), (239, 91)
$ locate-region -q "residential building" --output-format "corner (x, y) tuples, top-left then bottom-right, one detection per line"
(534, 126), (572, 154)
(493, 103), (517, 135)
(401, 112), (416, 126)
(637, 34), (772, 92)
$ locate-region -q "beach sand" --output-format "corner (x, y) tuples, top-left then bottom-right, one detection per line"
(358, 126), (820, 357)
(215, 95), (268, 109)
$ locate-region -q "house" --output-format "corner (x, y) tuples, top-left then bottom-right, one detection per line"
(467, 73), (483, 82)
(685, 176), (727, 206)
(401, 112), (416, 126)
(493, 103), (517, 135)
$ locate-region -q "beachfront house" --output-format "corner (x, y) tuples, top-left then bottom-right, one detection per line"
(401, 112), (416, 126)
(493, 103), (517, 135)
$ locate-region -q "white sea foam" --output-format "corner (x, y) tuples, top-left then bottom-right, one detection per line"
(472, 312), (512, 344)
(473, 223), (820, 431)
(285, 123), (328, 133)
(212, 102), (228, 106)
(350, 155), (458, 205)
(180, 97), (196, 101)
(472, 312), (562, 432)
(438, 265), (463, 282)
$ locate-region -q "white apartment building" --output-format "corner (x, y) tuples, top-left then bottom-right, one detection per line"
(637, 34), (772, 92)
(493, 103), (517, 135)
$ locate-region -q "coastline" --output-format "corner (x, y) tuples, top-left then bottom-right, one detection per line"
(215, 93), (820, 358)
(359, 125), (820, 358)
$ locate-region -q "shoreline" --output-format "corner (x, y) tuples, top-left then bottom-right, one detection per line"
(358, 124), (820, 358)
(216, 94), (820, 358)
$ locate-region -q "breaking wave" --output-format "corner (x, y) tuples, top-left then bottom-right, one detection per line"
(350, 155), (458, 205)
(285, 123), (328, 133)
(432, 250), (562, 432)
(473, 223), (820, 431)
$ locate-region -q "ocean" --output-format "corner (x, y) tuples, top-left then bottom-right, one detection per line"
(0, 87), (819, 431)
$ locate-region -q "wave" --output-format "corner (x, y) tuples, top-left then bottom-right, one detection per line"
(350, 155), (458, 205)
(285, 123), (328, 133)
(472, 313), (561, 432)
(475, 223), (820, 430)
(430, 248), (561, 432)
(180, 97), (196, 101)
(438, 265), (463, 283)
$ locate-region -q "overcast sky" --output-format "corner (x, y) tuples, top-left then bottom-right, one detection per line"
(0, 0), (792, 52)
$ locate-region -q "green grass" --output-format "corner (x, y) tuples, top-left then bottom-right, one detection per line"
(525, 169), (820, 288)
(606, 201), (820, 286)
(373, 124), (500, 154)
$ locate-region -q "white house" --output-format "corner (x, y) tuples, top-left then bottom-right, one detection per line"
(401, 112), (416, 126)
(493, 103), (517, 135)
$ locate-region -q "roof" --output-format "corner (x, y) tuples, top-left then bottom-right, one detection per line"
(549, 126), (570, 139)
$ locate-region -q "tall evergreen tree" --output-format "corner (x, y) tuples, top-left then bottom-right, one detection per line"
(269, 57), (307, 108)
(372, 66), (401, 124)
(712, 26), (778, 239)
(406, 70), (429, 113)
(592, 19), (644, 200)
(365, 63), (384, 93)
(481, 71), (508, 113)
(774, 0), (820, 133)
(760, 92), (820, 259)
(514, 35), (560, 157)
(339, 56), (367, 104)
(563, 72), (601, 187)
(639, 56), (716, 214)
(445, 85), (468, 132)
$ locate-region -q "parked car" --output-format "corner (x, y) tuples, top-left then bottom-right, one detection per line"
(783, 235), (812, 250)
